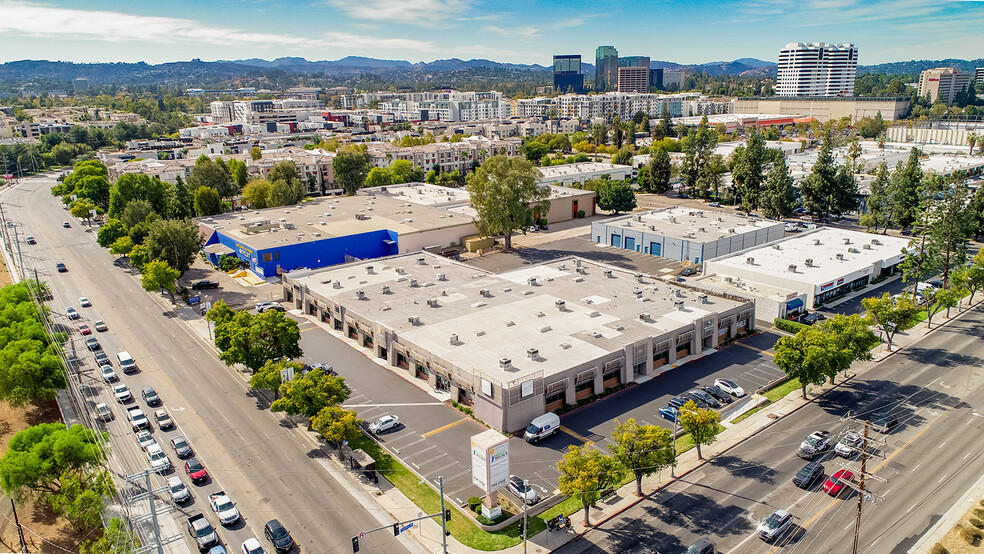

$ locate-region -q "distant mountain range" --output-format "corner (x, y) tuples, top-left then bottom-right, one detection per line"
(0, 55), (980, 88)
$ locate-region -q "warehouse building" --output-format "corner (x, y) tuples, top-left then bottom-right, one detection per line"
(283, 252), (755, 433)
(591, 207), (786, 264)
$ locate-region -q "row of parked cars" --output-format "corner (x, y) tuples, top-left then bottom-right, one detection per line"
(658, 378), (746, 423)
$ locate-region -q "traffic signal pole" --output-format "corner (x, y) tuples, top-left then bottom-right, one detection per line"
(352, 475), (451, 553)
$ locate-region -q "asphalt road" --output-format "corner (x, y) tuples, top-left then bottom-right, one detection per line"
(557, 303), (984, 554)
(2, 175), (406, 553)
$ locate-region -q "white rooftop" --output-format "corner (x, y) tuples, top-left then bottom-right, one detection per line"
(538, 162), (629, 179)
(602, 207), (783, 243)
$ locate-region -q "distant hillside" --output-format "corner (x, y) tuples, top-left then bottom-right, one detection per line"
(859, 58), (984, 76)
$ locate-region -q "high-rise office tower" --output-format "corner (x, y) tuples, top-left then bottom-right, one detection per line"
(776, 42), (858, 97)
(553, 55), (584, 93)
(918, 67), (971, 105)
(617, 67), (649, 93)
(595, 46), (619, 92)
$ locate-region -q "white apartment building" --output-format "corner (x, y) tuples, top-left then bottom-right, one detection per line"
(210, 99), (322, 125)
(777, 43), (858, 97)
(554, 93), (684, 121)
(918, 68), (971, 105)
(366, 136), (521, 174)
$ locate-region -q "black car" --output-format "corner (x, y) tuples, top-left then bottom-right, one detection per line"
(142, 387), (161, 406)
(94, 351), (110, 366)
(683, 391), (714, 409)
(264, 519), (295, 552)
(686, 536), (714, 554)
(701, 385), (733, 404)
(56, 262), (67, 272)
(688, 389), (721, 409)
(873, 414), (899, 433)
(798, 312), (827, 325)
(792, 462), (824, 488)
(191, 280), (220, 290)
(667, 396), (691, 410)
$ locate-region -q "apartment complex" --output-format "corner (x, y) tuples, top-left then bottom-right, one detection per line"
(377, 91), (505, 122)
(553, 55), (584, 94)
(595, 46), (619, 92)
(918, 67), (971, 105)
(367, 136), (521, 175)
(777, 43), (858, 97)
(211, 99), (322, 125)
(553, 92), (684, 121)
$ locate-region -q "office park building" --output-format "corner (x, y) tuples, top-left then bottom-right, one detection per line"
(283, 253), (754, 433)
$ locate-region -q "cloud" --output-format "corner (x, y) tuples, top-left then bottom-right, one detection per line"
(484, 25), (540, 41)
(0, 1), (434, 53)
(327, 0), (474, 26)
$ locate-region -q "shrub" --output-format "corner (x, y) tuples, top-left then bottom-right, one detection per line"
(467, 497), (482, 511)
(974, 508), (984, 519)
(959, 525), (983, 545)
(971, 518), (984, 529)
(774, 318), (809, 334)
(218, 254), (245, 272)
(930, 544), (949, 554)
(577, 210), (586, 218)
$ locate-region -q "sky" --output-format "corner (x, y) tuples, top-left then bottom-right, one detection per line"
(0, 0), (982, 66)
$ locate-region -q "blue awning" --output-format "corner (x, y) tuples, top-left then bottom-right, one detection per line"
(786, 298), (804, 311)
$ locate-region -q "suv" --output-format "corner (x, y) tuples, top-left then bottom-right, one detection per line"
(127, 408), (149, 431)
(701, 385), (733, 404)
(792, 462), (824, 488)
(688, 389), (721, 409)
(95, 403), (113, 422)
(798, 431), (832, 458)
(835, 431), (864, 457)
(758, 509), (793, 542)
(264, 519), (295, 552)
(141, 387), (161, 406)
(873, 414), (900, 433)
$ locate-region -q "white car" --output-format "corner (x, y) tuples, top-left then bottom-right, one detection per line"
(127, 408), (149, 431)
(835, 431), (864, 457)
(714, 378), (745, 397)
(79, 297), (91, 307)
(209, 491), (241, 525)
(113, 383), (132, 403)
(508, 475), (539, 505)
(167, 476), (190, 503)
(95, 403), (113, 422)
(136, 430), (157, 451)
(368, 414), (400, 433)
(100, 364), (118, 382)
(242, 537), (266, 554)
(66, 306), (79, 319)
(154, 409), (174, 430)
(146, 444), (171, 472)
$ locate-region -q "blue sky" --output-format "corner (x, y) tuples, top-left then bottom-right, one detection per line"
(0, 0), (982, 66)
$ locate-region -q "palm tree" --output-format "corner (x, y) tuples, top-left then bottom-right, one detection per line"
(968, 132), (980, 156)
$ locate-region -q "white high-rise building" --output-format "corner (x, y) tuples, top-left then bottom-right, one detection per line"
(776, 43), (858, 97)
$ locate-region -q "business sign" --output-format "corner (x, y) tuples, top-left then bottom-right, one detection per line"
(820, 281), (836, 292)
(471, 430), (509, 494)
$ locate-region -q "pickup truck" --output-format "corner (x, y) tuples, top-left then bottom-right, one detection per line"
(187, 513), (219, 551)
(208, 491), (241, 525)
(127, 408), (150, 432)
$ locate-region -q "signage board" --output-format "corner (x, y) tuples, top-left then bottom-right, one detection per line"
(471, 429), (509, 493)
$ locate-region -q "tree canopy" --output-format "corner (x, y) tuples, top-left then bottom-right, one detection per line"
(677, 400), (720, 460)
(144, 218), (202, 274)
(140, 259), (180, 295)
(271, 370), (351, 418)
(596, 180), (637, 215)
(0, 282), (66, 406)
(207, 301), (303, 371)
(334, 145), (370, 195)
(608, 419), (674, 497)
(465, 155), (548, 249)
(557, 446), (623, 526)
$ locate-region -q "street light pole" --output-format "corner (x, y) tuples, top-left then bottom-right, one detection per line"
(523, 479), (529, 554)
(670, 416), (678, 478)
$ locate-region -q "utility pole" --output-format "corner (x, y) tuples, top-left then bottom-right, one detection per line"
(125, 470), (182, 554)
(523, 479), (529, 554)
(11, 499), (28, 554)
(670, 413), (679, 477)
(439, 476), (448, 554)
(853, 420), (869, 554)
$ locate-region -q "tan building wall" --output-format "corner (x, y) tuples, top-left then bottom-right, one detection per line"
(733, 97), (910, 122)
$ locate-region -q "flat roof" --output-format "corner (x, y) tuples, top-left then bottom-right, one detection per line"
(289, 253), (746, 382)
(360, 182), (472, 208)
(599, 207), (784, 243)
(710, 228), (910, 286)
(198, 195), (472, 249)
(538, 162), (630, 179)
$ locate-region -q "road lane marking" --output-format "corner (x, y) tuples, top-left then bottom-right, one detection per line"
(342, 402), (444, 407)
(300, 327), (319, 332)
(421, 417), (470, 438)
(559, 425), (594, 447)
(939, 441), (947, 448)
(734, 342), (774, 356)
(939, 474), (948, 483)
(911, 463), (920, 472)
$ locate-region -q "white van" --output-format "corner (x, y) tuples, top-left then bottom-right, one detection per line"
(523, 413), (560, 443)
(117, 351), (137, 373)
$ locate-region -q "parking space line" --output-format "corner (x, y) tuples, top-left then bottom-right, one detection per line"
(421, 417), (470, 438)
(559, 425), (594, 447)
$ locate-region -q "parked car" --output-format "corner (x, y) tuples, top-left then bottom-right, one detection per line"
(95, 402), (113, 422)
(171, 436), (193, 458)
(793, 207), (808, 215)
(25, 236), (35, 245)
(79, 296), (91, 307)
(209, 491), (241, 525)
(758, 509), (793, 542)
(256, 302), (284, 313)
(187, 513), (219, 551)
(93, 320), (108, 332)
(369, 414), (400, 433)
(714, 378), (745, 397)
(100, 364), (118, 382)
(708, 202), (721, 208)
(78, 324), (92, 335)
(168, 476), (191, 503)
(55, 262), (67, 272)
(185, 458), (208, 482)
(835, 431), (864, 457)
(142, 387), (161, 406)
(264, 519), (295, 552)
(66, 306), (79, 319)
(682, 392), (711, 409)
(680, 267), (699, 276)
(667, 396), (691, 410)
(798, 430), (832, 458)
(797, 312), (827, 325)
(792, 462), (824, 488)
(136, 430), (157, 451)
(701, 385), (733, 404)
(685, 537), (715, 554)
(241, 538), (266, 554)
(687, 389), (721, 409)
(192, 280), (220, 290)
(62, 221), (70, 228)
(873, 414), (900, 433)
(823, 469), (854, 496)
(658, 406), (679, 422)
(85, 337), (101, 351)
(113, 383), (132, 403)
(508, 475), (539, 505)
(155, 409), (174, 430)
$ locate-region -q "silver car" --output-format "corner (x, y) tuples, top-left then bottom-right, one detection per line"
(168, 476), (190, 503)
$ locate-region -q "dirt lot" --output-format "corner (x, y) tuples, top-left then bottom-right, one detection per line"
(0, 250), (13, 288)
(937, 500), (984, 553)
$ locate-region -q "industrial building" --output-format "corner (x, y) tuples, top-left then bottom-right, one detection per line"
(732, 96), (911, 122)
(282, 253), (755, 433)
(591, 207), (786, 264)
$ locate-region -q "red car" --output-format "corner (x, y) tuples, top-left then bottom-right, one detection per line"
(823, 469), (854, 496)
(79, 324), (92, 335)
(185, 458), (208, 482)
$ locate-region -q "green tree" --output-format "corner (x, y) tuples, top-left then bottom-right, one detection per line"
(96, 219), (128, 248)
(557, 446), (624, 527)
(250, 146), (263, 160)
(832, 165), (861, 215)
(861, 292), (919, 351)
(108, 173), (167, 219)
(677, 400), (720, 460)
(268, 160), (301, 187)
(647, 146), (672, 193)
(923, 287), (958, 328)
(612, 148), (634, 166)
(658, 105), (673, 138)
(193, 186), (222, 216)
(140, 259), (180, 295)
(241, 179), (273, 209)
(889, 148), (922, 229)
(846, 139), (863, 173)
(49, 469), (115, 529)
(800, 129), (839, 215)
(860, 162), (891, 232)
(952, 263), (984, 304)
(69, 199), (97, 225)
(730, 128), (766, 211)
(166, 176), (194, 219)
(249, 359), (302, 399)
(268, 177), (305, 207)
(0, 283), (66, 406)
(774, 326), (843, 399)
(816, 314), (879, 382)
(680, 116), (717, 197)
(58, 160), (111, 208)
(188, 157), (236, 198)
(608, 419), (674, 497)
(227, 158), (249, 189)
(759, 157), (798, 219)
(928, 174), (972, 284)
(271, 370), (351, 418)
(144, 219), (202, 274)
(208, 303), (303, 371)
(520, 141), (550, 163)
(311, 406), (362, 448)
(121, 198), (154, 229)
(390, 159), (423, 183)
(128, 244), (149, 269)
(465, 155), (548, 249)
(80, 517), (140, 554)
(597, 180), (637, 215)
(109, 235), (134, 257)
(334, 145), (370, 195)
(364, 167), (393, 188)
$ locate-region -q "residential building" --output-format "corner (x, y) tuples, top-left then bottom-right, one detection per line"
(285, 87), (320, 101)
(367, 137), (520, 175)
(249, 147), (338, 195)
(732, 96), (910, 121)
(554, 92), (684, 121)
(553, 55), (584, 94)
(918, 67), (971, 105)
(776, 42), (857, 97)
(595, 46), (619, 92)
(282, 252), (755, 433)
(617, 67), (650, 93)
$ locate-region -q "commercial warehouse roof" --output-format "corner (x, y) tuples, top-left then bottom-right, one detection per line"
(601, 207), (783, 243)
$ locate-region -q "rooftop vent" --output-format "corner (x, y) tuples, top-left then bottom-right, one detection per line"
(772, 244), (781, 250)
(698, 293), (708, 304)
(450, 333), (458, 344)
(333, 281), (342, 289)
(408, 315), (420, 325)
(365, 265), (374, 274)
(674, 300), (685, 311)
(409, 278), (418, 287)
(863, 244), (872, 250)
(636, 215), (643, 222)
(836, 253), (845, 260)
(575, 259), (582, 267)
(381, 285), (391, 294)
(437, 273), (446, 281)
(417, 257), (426, 265)
(871, 238), (882, 246)
(635, 273), (644, 283)
(499, 358), (511, 369)
(849, 247), (860, 254)
(843, 238), (851, 245)
(650, 225), (657, 231)
(480, 289), (490, 297)
(698, 227), (706, 233)
(356, 289), (366, 299)
(527, 348), (538, 359)
(555, 300), (566, 311)
(745, 257), (755, 265)
(396, 267), (405, 275)
(603, 269), (613, 278)
(728, 228), (736, 234)
(805, 258), (813, 267)
(527, 277), (538, 286)
(814, 239), (822, 246)
(787, 264), (797, 273)
(426, 298), (439, 307)
(578, 267), (587, 274)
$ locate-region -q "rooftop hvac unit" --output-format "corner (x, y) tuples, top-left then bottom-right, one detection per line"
(675, 288), (684, 297)
(381, 285), (390, 294)
(499, 358), (511, 369)
(427, 298), (439, 307)
(575, 259), (582, 267)
(843, 238), (851, 245)
(849, 248), (860, 254)
(698, 294), (708, 303)
(836, 253), (845, 260)
(698, 227), (706, 233)
(650, 225), (657, 231)
(396, 267), (405, 275)
(805, 258), (813, 267)
(669, 216), (677, 223)
(296, 233), (304, 240)
(417, 257), (427, 265)
(450, 334), (458, 344)
(787, 264), (797, 273)
(313, 232), (321, 237)
(333, 281), (342, 289)
(239, 215), (245, 220)
(578, 267), (587, 274)
(409, 279), (418, 287)
(356, 290), (366, 299)
(724, 276), (733, 283)
(437, 273), (446, 281)
(555, 300), (566, 310)
(636, 215), (643, 222)
(871, 239), (881, 246)
(528, 277), (538, 286)
(674, 300), (685, 310)
(639, 313), (650, 322)
(603, 269), (613, 278)
(728, 228), (736, 234)
(772, 244), (781, 250)
(863, 244), (872, 250)
(814, 239), (822, 245)
(746, 257), (755, 265)
(635, 273), (644, 283)
(365, 265), (374, 274)
(527, 348), (538, 359)
(633, 288), (643, 298)
(480, 289), (490, 297)
(408, 315), (420, 325)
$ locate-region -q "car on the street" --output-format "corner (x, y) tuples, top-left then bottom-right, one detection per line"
(185, 458), (208, 482)
(62, 221), (70, 228)
(141, 386), (161, 406)
(708, 202), (721, 208)
(758, 509), (793, 542)
(241, 537), (266, 554)
(147, 444), (172, 473)
(798, 430), (832, 458)
(79, 297), (91, 307)
(835, 431), (864, 457)
(93, 320), (107, 332)
(209, 491), (241, 525)
(658, 406), (679, 422)
(792, 462), (824, 488)
(136, 430), (157, 451)
(66, 306), (79, 319)
(701, 385), (733, 404)
(188, 513), (219, 551)
(685, 537), (714, 554)
(368, 414), (400, 433)
(85, 337), (101, 351)
(714, 378), (745, 397)
(687, 389), (721, 409)
(95, 403), (113, 422)
(127, 408), (150, 431)
(192, 280), (220, 290)
(94, 351), (110, 366)
(823, 469), (854, 496)
(508, 475), (539, 505)
(155, 409), (174, 430)
(171, 436), (193, 458)
(25, 236), (35, 245)
(168, 476), (191, 503)
(100, 364), (118, 382)
(55, 262), (67, 272)
(113, 383), (132, 403)
(256, 302), (285, 313)
(264, 519), (295, 552)
(78, 324), (92, 335)
(873, 414), (900, 433)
